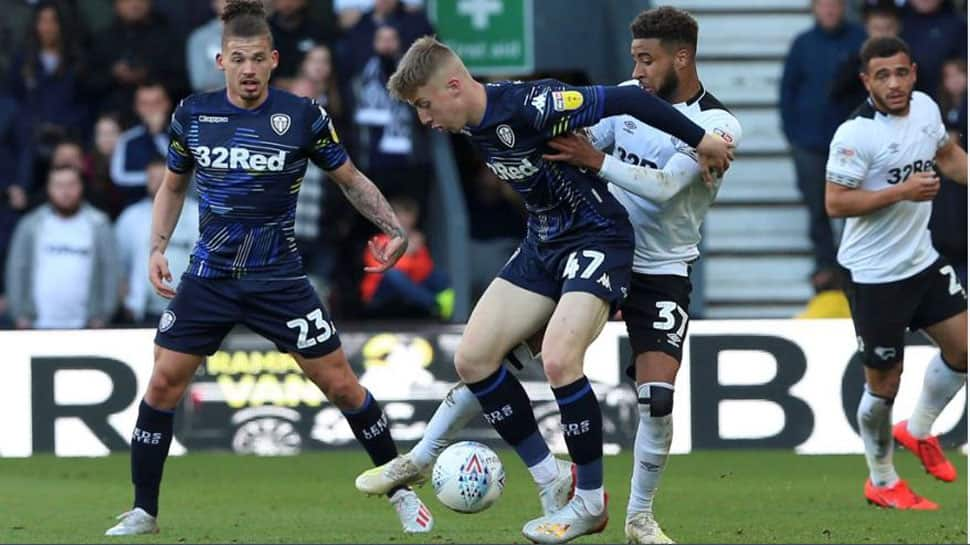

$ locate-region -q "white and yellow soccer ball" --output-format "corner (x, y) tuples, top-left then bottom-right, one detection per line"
(432, 441), (505, 513)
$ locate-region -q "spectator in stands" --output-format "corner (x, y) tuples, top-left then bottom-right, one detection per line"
(0, 94), (29, 328)
(464, 163), (527, 301)
(780, 0), (865, 290)
(352, 25), (429, 201)
(42, 137), (87, 209)
(85, 113), (125, 219)
(7, 1), (89, 196)
(930, 58), (968, 286)
(360, 196), (452, 320)
(111, 82), (171, 208)
(939, 58), (968, 140)
(299, 45), (344, 122)
(115, 159), (197, 326)
(901, 0), (968, 96)
(339, 0), (433, 79)
(5, 166), (119, 329)
(88, 0), (186, 119)
(832, 0), (901, 113)
(288, 77), (338, 296)
(334, 0), (426, 31)
(187, 0), (227, 93)
(269, 0), (337, 82)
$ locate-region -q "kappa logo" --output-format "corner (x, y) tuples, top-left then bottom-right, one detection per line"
(496, 124), (515, 148)
(531, 93), (547, 114)
(271, 113), (291, 136)
(597, 272), (611, 290)
(874, 346), (897, 361)
(159, 310), (176, 333)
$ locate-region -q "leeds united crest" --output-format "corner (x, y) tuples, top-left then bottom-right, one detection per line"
(271, 113), (291, 136)
(497, 124), (515, 148)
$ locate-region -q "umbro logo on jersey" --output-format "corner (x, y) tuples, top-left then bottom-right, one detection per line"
(271, 113), (291, 136)
(497, 124), (515, 148)
(199, 115), (228, 123)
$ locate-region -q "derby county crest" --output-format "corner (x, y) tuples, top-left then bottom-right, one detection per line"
(271, 113), (291, 136)
(496, 124), (515, 148)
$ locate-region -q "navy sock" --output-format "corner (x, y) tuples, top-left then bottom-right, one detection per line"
(342, 390), (397, 466)
(467, 366), (549, 466)
(131, 400), (174, 517)
(553, 376), (603, 489)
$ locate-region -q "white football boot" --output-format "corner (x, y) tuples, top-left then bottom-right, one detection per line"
(355, 453), (429, 495)
(389, 488), (434, 533)
(522, 493), (608, 544)
(104, 508), (159, 536)
(537, 458), (577, 516)
(625, 511), (675, 544)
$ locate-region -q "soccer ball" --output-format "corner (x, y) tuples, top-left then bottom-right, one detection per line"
(432, 441), (505, 513)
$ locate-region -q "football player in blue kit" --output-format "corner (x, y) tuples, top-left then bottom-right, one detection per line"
(105, 0), (435, 536)
(357, 36), (733, 543)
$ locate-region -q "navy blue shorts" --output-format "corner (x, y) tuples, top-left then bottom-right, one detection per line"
(154, 275), (341, 358)
(498, 236), (633, 313)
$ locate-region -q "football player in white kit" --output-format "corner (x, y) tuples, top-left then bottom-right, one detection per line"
(825, 36), (967, 510)
(355, 7), (738, 544)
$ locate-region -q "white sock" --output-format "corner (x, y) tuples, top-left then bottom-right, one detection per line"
(575, 486), (605, 515)
(627, 383), (673, 517)
(409, 383), (480, 470)
(857, 388), (899, 488)
(908, 353), (967, 439)
(528, 452), (559, 485)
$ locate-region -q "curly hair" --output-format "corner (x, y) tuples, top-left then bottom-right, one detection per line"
(222, 0), (273, 46)
(629, 6), (698, 51)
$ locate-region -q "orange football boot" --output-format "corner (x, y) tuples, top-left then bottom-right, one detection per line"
(893, 420), (958, 482)
(865, 479), (939, 510)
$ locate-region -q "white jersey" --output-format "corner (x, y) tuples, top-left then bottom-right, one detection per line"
(32, 213), (95, 328)
(826, 91), (947, 283)
(588, 83), (742, 276)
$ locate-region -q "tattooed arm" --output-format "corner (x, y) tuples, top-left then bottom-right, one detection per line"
(328, 160), (408, 272)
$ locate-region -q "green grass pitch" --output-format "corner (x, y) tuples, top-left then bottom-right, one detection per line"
(0, 450), (965, 543)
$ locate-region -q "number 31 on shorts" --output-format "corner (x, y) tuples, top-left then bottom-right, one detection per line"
(287, 308), (337, 349)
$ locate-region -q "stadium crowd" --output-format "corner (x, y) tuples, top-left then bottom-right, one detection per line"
(0, 0), (965, 330)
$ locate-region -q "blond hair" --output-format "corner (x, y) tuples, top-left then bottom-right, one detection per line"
(387, 35), (462, 101)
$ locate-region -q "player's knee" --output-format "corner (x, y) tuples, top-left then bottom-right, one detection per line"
(865, 370), (902, 399)
(541, 350), (582, 386)
(454, 345), (499, 383)
(145, 372), (186, 408)
(325, 375), (364, 410)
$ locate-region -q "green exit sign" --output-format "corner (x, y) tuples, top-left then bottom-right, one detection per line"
(430, 0), (534, 75)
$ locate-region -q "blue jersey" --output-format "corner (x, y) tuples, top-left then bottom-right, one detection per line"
(469, 80), (632, 245)
(167, 88), (347, 279)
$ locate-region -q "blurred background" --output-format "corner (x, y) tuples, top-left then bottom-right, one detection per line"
(0, 0), (965, 331)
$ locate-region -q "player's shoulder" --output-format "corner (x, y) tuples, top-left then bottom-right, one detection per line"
(690, 89), (741, 135)
(910, 90), (942, 118)
(837, 99), (880, 137)
(174, 89), (225, 113)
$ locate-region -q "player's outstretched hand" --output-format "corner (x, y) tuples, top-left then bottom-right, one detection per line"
(543, 133), (605, 171)
(696, 132), (735, 185)
(898, 171), (940, 202)
(365, 233), (408, 273)
(149, 250), (176, 299)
